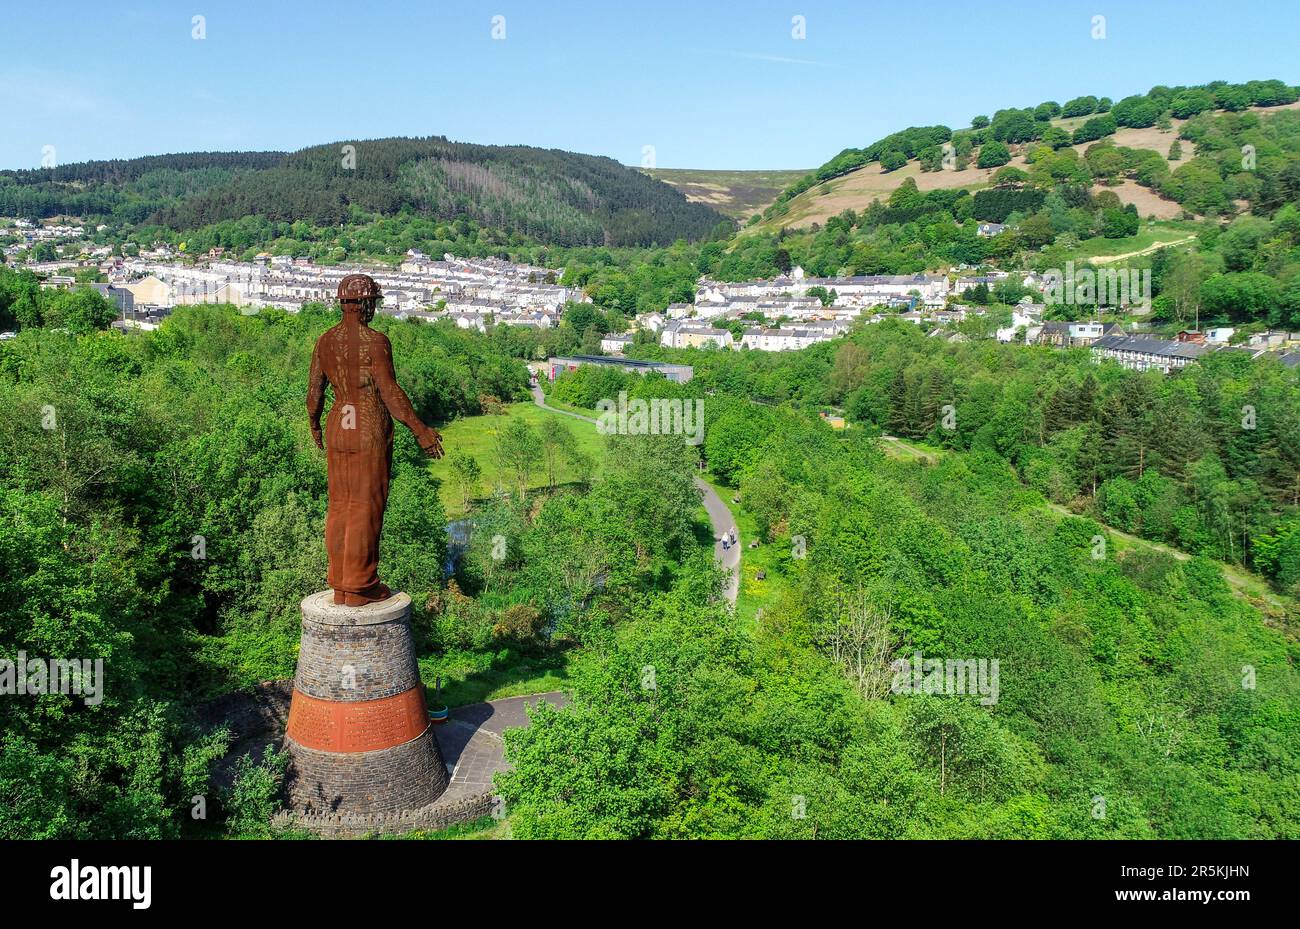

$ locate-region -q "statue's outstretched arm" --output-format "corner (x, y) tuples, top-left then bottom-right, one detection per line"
(373, 335), (443, 458)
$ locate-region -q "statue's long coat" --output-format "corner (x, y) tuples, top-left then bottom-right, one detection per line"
(307, 314), (428, 599)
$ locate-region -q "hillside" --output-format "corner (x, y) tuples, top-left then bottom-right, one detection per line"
(754, 107), (1299, 232)
(642, 167), (808, 221)
(749, 123), (1199, 231)
(0, 138), (733, 248)
(752, 79), (1300, 233)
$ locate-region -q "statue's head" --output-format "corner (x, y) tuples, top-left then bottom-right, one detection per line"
(338, 274), (381, 323)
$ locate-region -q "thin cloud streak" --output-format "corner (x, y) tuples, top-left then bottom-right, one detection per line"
(721, 51), (844, 68)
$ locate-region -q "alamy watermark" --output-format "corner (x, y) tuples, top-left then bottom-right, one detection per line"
(50, 859), (150, 909)
(595, 391), (704, 446)
(1042, 261), (1151, 312)
(1, 652), (104, 706)
(890, 651), (1000, 706)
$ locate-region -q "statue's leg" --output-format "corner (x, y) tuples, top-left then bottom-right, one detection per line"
(325, 445), (349, 596)
(330, 442), (393, 606)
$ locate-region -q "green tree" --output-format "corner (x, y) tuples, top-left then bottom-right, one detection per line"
(39, 287), (117, 334)
(448, 451), (483, 511)
(538, 415), (576, 490)
(1199, 272), (1281, 323)
(977, 140), (1012, 169)
(224, 747), (290, 839)
(494, 418), (543, 497)
(881, 150), (908, 172)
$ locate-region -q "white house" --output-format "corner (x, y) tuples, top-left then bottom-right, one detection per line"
(661, 320), (734, 349)
(636, 311), (666, 333)
(601, 333), (634, 354)
(996, 306), (1044, 343)
(739, 327), (829, 351)
(449, 313), (487, 333)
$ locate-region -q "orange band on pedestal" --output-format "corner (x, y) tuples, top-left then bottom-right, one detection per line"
(286, 686), (429, 753)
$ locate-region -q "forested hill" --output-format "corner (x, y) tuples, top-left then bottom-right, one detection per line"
(0, 137), (732, 247)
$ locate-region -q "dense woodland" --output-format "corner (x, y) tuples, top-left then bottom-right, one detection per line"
(502, 362), (1300, 837)
(1, 295), (1295, 838)
(609, 324), (1300, 595)
(0, 137), (731, 247)
(0, 306), (529, 837)
(502, 463), (1300, 838)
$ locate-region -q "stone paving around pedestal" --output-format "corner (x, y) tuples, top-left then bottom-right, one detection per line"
(432, 691), (570, 801)
(202, 683), (570, 833)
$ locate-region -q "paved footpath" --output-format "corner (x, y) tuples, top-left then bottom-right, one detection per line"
(695, 477), (740, 604)
(531, 385), (740, 605)
(432, 691), (570, 800)
(531, 384), (597, 424)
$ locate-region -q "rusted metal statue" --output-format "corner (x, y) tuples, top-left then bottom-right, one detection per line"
(307, 274), (443, 606)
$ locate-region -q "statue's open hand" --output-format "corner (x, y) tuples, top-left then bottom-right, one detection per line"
(311, 427), (324, 450)
(420, 429), (444, 459)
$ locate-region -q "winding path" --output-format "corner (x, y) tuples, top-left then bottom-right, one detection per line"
(531, 385), (740, 604)
(1090, 235), (1196, 264)
(880, 433), (939, 463)
(531, 384), (598, 425)
(696, 476), (741, 604)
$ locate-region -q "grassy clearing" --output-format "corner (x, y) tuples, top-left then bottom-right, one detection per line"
(1066, 221), (1199, 262)
(537, 395), (601, 421)
(429, 401), (607, 517)
(880, 435), (946, 464)
(746, 161), (994, 235)
(644, 167), (809, 220)
(419, 648), (572, 709)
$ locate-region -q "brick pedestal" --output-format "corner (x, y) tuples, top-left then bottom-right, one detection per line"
(282, 591), (448, 816)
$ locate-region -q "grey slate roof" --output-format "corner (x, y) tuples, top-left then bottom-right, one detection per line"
(1091, 335), (1213, 359)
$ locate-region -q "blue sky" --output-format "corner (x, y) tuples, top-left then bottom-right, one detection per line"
(4, 0), (1299, 171)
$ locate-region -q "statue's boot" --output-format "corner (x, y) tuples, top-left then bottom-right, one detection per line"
(333, 583), (393, 606)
